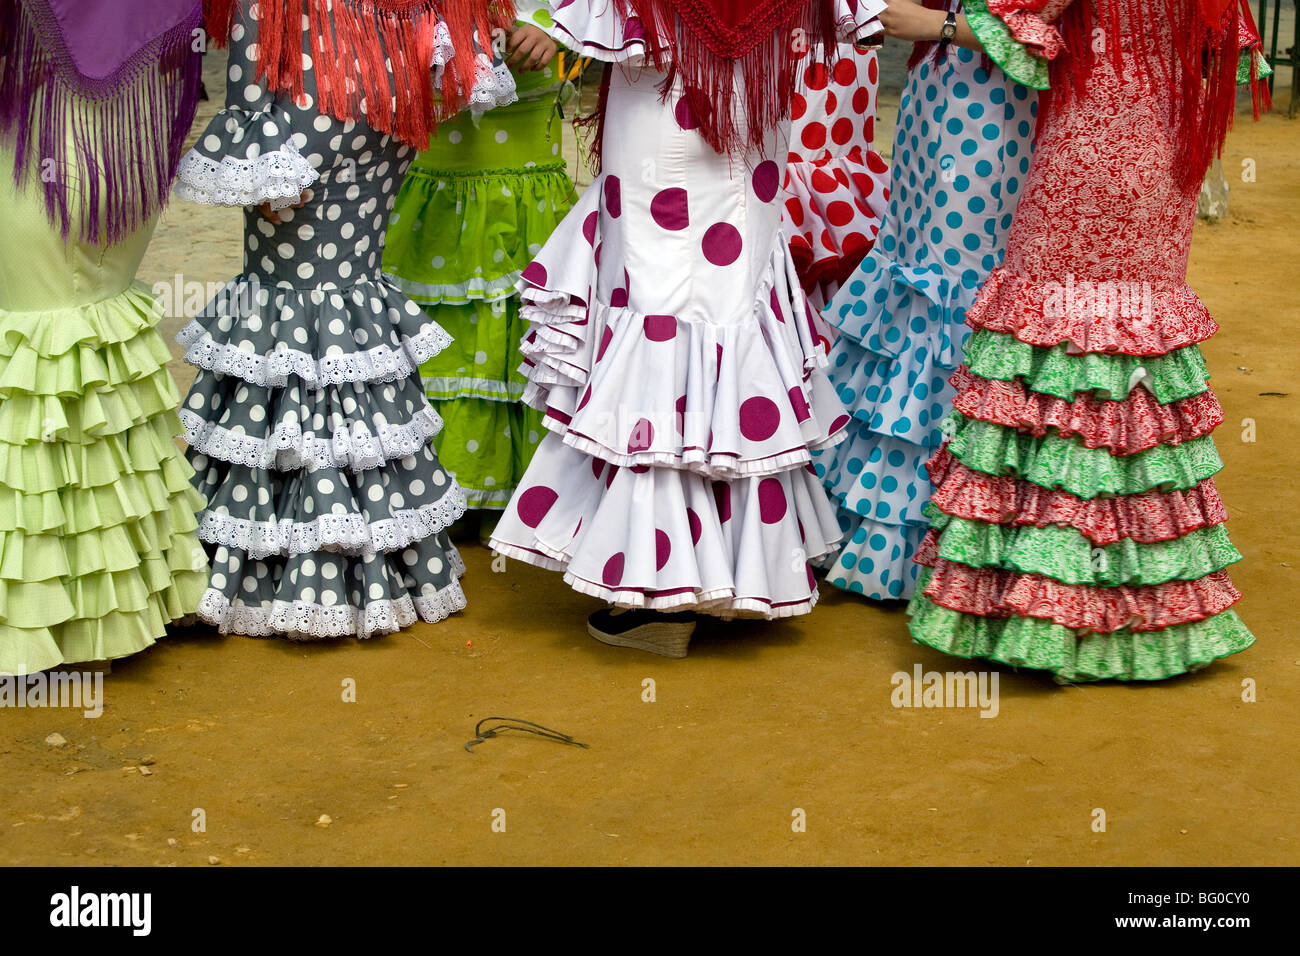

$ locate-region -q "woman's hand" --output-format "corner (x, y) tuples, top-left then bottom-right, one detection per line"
(258, 189), (312, 225)
(506, 24), (557, 72)
(878, 0), (946, 42)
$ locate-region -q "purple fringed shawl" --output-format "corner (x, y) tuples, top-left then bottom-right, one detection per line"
(0, 0), (203, 244)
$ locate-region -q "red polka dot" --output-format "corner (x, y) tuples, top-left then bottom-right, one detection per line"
(790, 91), (807, 121)
(804, 62), (829, 91)
(800, 122), (826, 151)
(811, 168), (838, 194)
(739, 396), (781, 442)
(604, 175), (622, 218)
(596, 326), (614, 362)
(713, 481), (731, 522)
(643, 314), (677, 341)
(650, 187), (689, 231)
(823, 90), (838, 115)
(516, 486), (557, 528)
(827, 201), (854, 227)
(702, 222), (742, 266)
(687, 508), (702, 545)
(787, 385), (811, 422)
(602, 553), (625, 586)
(758, 477), (787, 524)
(852, 87), (871, 115)
(868, 55), (879, 85)
(521, 262), (547, 286)
(654, 530), (671, 571)
(628, 418), (654, 453)
(831, 117), (854, 146)
(833, 57), (857, 87)
(752, 160), (780, 203)
(784, 197), (805, 228)
(867, 151), (889, 175)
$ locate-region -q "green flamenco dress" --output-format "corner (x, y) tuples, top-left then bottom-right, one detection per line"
(0, 153), (209, 675)
(907, 0), (1268, 681)
(383, 54), (579, 511)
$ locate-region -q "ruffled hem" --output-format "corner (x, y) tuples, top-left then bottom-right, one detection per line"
(513, 185), (848, 479)
(489, 437), (842, 620)
(194, 576), (467, 640)
(969, 269), (1219, 355)
(194, 473), (467, 560)
(963, 330), (1211, 404)
(950, 366), (1223, 455)
(917, 558), (1241, 633)
(926, 450), (1228, 546)
(783, 148), (890, 293)
(820, 512), (927, 601)
(173, 106), (319, 209)
(919, 514), (1241, 587)
(908, 590), (1254, 682)
(546, 1), (656, 64)
(175, 275), (453, 388)
(943, 419), (1222, 498)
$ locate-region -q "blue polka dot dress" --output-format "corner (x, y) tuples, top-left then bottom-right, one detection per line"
(811, 42), (1038, 601)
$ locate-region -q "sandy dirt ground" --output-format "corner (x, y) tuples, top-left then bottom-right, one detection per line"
(0, 53), (1296, 867)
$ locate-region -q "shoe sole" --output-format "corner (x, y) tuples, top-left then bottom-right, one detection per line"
(587, 620), (693, 659)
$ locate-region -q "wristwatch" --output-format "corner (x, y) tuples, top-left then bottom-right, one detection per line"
(938, 10), (957, 48)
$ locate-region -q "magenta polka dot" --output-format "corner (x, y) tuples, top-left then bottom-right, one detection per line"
(674, 394), (687, 433)
(787, 386), (811, 422)
(715, 343), (724, 377)
(628, 418), (654, 453)
(594, 242), (602, 268)
(516, 486), (558, 528)
(806, 564), (817, 592)
(650, 188), (689, 231)
(687, 507), (702, 545)
(591, 457), (604, 479)
(643, 314), (676, 342)
(739, 396), (781, 442)
(674, 97), (698, 130)
(830, 414), (851, 433)
(752, 160), (780, 203)
(574, 517), (583, 536)
(604, 175), (622, 218)
(758, 477), (787, 524)
(713, 481), (731, 522)
(630, 464), (650, 474)
(611, 287), (629, 308)
(602, 553), (625, 587)
(769, 287), (785, 323)
(583, 210), (598, 246)
(655, 530), (671, 571)
(702, 222), (743, 266)
(521, 262), (547, 286)
(577, 384), (592, 411)
(605, 464), (618, 488)
(596, 325), (614, 362)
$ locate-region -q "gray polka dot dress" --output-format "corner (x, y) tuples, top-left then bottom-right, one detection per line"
(173, 3), (517, 639)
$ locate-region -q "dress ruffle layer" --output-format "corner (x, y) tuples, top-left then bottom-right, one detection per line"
(0, 286), (208, 674)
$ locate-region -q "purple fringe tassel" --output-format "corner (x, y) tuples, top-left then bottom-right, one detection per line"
(0, 0), (203, 245)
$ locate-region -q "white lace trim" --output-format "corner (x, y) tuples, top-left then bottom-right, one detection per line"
(432, 20), (455, 68)
(174, 139), (320, 209)
(421, 376), (524, 401)
(197, 484), (468, 560)
(195, 573), (468, 639)
(179, 405), (445, 473)
(177, 320), (453, 388)
(469, 56), (519, 113)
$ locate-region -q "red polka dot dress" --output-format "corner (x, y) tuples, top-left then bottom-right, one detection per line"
(489, 0), (886, 618)
(783, 41), (891, 312)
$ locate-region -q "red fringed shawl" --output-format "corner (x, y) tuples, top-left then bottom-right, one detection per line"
(1049, 0), (1268, 196)
(613, 0), (840, 156)
(202, 0), (516, 150)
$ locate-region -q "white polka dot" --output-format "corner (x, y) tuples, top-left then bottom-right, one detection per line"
(494, 129), (508, 144)
(232, 485), (248, 502)
(368, 582), (385, 600)
(466, 439), (479, 453)
(203, 134), (222, 152)
(448, 130), (462, 144)
(430, 255), (445, 269)
(297, 262), (315, 280)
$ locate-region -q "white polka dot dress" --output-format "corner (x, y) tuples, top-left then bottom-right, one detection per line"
(488, 1), (885, 618)
(171, 3), (515, 639)
(811, 40), (1039, 601)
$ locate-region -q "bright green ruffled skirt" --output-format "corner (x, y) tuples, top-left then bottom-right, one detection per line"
(384, 73), (577, 509)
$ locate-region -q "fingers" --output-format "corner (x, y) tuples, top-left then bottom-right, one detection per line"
(256, 188), (312, 225)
